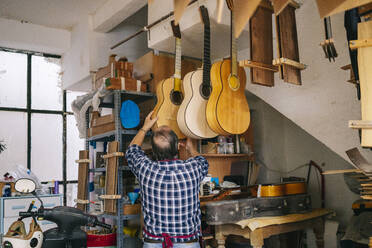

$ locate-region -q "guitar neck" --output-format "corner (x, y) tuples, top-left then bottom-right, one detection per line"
(174, 37), (182, 92)
(231, 9), (238, 76)
(203, 24), (211, 86)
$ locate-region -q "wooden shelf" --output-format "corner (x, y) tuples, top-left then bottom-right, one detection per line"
(201, 153), (254, 159)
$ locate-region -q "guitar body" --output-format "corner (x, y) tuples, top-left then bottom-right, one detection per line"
(177, 69), (218, 139)
(207, 59), (250, 135)
(153, 78), (186, 139)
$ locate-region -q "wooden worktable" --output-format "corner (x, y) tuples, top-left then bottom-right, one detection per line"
(212, 208), (334, 248)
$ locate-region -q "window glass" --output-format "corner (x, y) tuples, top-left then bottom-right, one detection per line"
(31, 56), (62, 110)
(67, 115), (85, 180)
(66, 90), (87, 112)
(0, 111), (27, 176)
(0, 51), (27, 108)
(31, 113), (62, 181)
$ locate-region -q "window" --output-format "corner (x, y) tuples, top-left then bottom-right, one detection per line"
(0, 48), (85, 205)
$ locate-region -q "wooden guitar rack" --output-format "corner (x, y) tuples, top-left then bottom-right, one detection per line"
(350, 38), (372, 50)
(349, 120), (372, 129)
(240, 60), (278, 72)
(272, 58), (306, 70)
(74, 199), (90, 205)
(76, 151), (90, 211)
(99, 195), (122, 200)
(102, 152), (124, 159)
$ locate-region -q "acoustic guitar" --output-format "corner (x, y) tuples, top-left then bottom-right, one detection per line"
(206, 0), (250, 135)
(152, 21), (185, 139)
(250, 182), (307, 197)
(177, 6), (218, 139)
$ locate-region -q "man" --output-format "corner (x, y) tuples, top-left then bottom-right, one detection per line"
(125, 111), (208, 248)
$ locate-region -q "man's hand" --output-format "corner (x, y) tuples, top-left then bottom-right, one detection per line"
(142, 111), (158, 132)
(185, 138), (199, 157)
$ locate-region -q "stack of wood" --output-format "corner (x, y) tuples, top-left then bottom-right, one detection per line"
(87, 112), (115, 138)
(94, 54), (147, 92)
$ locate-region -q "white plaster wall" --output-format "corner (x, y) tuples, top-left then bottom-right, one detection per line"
(242, 0), (371, 163)
(62, 7), (149, 90)
(0, 17), (70, 55)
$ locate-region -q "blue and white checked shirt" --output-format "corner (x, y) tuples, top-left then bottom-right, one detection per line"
(125, 145), (209, 242)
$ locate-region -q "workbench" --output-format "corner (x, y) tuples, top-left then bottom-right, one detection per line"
(212, 208), (334, 248)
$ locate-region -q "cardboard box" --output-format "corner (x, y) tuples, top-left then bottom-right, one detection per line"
(133, 51), (202, 92)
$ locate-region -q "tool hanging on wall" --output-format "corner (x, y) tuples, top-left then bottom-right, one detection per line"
(320, 17), (338, 61)
(272, 0), (306, 85)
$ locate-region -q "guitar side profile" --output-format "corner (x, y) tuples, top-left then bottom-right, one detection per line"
(152, 21), (185, 139)
(206, 0), (250, 135)
(177, 6), (217, 139)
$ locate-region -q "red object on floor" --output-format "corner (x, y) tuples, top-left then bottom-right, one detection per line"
(87, 233), (117, 247)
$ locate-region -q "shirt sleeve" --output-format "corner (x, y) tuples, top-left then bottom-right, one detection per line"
(193, 155), (209, 180)
(125, 144), (150, 178)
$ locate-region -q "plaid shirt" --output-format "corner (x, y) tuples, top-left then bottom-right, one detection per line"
(125, 145), (208, 242)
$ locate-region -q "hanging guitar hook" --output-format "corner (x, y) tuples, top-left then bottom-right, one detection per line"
(320, 17), (338, 61)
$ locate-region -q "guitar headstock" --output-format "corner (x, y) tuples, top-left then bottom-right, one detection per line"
(199, 6), (210, 26)
(171, 20), (181, 39)
(226, 0), (234, 11)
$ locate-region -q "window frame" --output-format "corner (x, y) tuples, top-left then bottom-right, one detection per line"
(0, 47), (76, 205)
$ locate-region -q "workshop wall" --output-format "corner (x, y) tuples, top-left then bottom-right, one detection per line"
(248, 91), (360, 230)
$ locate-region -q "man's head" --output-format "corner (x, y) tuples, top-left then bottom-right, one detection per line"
(151, 126), (179, 161)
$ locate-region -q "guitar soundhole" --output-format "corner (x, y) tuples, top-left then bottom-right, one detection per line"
(170, 90), (183, 105)
(200, 84), (212, 99)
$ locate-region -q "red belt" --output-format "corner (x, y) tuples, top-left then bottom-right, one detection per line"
(143, 229), (198, 248)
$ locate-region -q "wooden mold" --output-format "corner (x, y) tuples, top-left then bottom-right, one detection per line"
(248, 0), (275, 87)
(77, 150), (89, 211)
(274, 2), (303, 85)
(104, 141), (120, 214)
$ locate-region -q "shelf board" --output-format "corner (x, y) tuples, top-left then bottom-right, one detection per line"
(89, 166), (130, 172)
(200, 153), (254, 158)
(87, 129), (150, 142)
(91, 212), (139, 220)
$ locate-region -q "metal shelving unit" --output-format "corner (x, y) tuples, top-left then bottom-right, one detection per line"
(85, 90), (154, 247)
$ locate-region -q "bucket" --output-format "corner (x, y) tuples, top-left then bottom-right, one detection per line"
(87, 233), (117, 248)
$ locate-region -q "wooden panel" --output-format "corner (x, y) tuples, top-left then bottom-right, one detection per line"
(250, 2), (274, 87)
(315, 0), (372, 19)
(88, 122), (115, 137)
(133, 51), (201, 93)
(358, 20), (372, 147)
(104, 141), (119, 213)
(278, 5), (301, 85)
(77, 150), (89, 211)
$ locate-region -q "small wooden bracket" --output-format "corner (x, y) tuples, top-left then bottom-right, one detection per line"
(99, 194), (122, 200)
(273, 58), (306, 70)
(74, 199), (90, 204)
(341, 64), (357, 85)
(350, 38), (372, 50)
(349, 120), (372, 129)
(320, 38), (335, 47)
(239, 60), (279, 72)
(75, 159), (91, 163)
(102, 152), (125, 159)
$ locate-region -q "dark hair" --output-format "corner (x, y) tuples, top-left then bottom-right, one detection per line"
(151, 127), (178, 161)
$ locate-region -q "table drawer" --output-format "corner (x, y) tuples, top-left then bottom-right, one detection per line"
(3, 196), (61, 218)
